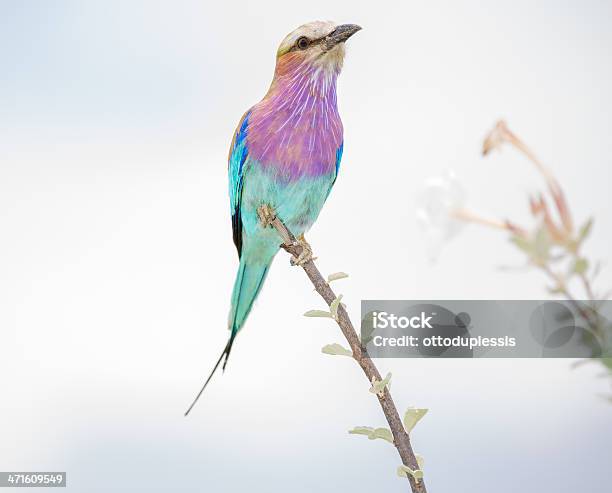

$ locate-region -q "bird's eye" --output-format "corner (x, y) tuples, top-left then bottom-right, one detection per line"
(296, 37), (310, 50)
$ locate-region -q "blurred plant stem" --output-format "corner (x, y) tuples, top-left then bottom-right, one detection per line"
(465, 120), (612, 387)
(451, 208), (527, 237)
(260, 210), (428, 493)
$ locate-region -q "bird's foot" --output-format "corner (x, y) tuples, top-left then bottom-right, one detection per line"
(257, 204), (276, 228)
(290, 235), (316, 266)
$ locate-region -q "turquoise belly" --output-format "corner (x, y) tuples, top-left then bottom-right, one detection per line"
(240, 163), (335, 250)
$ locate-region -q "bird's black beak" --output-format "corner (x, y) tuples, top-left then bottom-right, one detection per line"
(324, 24), (362, 49)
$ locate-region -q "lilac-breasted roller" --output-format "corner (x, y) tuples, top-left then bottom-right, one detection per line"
(186, 21), (361, 414)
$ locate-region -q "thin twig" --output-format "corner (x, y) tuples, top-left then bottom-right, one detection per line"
(266, 212), (427, 493)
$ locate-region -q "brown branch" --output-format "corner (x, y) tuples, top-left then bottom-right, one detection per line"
(265, 212), (427, 493)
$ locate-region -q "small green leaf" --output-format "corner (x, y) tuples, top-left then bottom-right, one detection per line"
(371, 428), (394, 443)
(578, 218), (594, 243)
(369, 372), (392, 396)
(321, 343), (353, 357)
(415, 454), (425, 470)
(328, 272), (349, 282)
(348, 426), (393, 444)
(349, 426), (374, 436)
(403, 407), (428, 433)
(572, 257), (589, 275)
(330, 294), (344, 320)
(532, 226), (551, 263)
(303, 310), (333, 318)
(510, 235), (533, 255)
(360, 311), (377, 345)
(397, 465), (424, 480)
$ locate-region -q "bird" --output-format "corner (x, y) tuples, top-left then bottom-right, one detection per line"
(185, 21), (361, 415)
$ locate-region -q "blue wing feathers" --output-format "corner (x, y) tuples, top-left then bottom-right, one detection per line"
(325, 141), (343, 199)
(228, 111), (251, 257)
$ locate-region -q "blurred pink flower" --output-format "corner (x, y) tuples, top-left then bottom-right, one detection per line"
(483, 119), (574, 237)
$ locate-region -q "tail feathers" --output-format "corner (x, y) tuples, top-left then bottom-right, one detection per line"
(230, 260), (270, 333)
(221, 330), (236, 372)
(184, 255), (273, 416)
(184, 331), (236, 417)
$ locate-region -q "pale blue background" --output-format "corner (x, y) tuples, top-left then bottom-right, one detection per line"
(1, 1), (611, 492)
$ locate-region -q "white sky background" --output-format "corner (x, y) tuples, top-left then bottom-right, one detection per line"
(1, 1), (612, 491)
